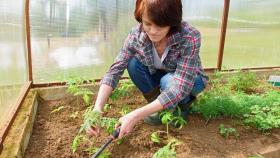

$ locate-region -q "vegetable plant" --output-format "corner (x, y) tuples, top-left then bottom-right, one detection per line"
(152, 139), (181, 158)
(119, 105), (131, 116)
(219, 124), (239, 138)
(66, 77), (95, 106)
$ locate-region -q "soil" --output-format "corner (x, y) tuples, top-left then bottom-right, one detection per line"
(25, 89), (280, 158)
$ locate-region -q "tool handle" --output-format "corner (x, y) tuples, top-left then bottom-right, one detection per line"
(112, 127), (120, 139)
(91, 128), (120, 158)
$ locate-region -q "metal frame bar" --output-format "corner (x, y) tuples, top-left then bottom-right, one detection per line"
(0, 81), (32, 153)
(25, 0), (33, 82)
(217, 0), (230, 70)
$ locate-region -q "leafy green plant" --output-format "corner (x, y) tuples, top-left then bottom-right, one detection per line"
(152, 139), (181, 158)
(243, 104), (280, 131)
(71, 135), (85, 153)
(50, 105), (64, 114)
(100, 117), (118, 134)
(110, 79), (135, 101)
(159, 109), (187, 136)
(66, 77), (95, 106)
(74, 88), (94, 106)
(79, 108), (102, 133)
(103, 103), (111, 111)
(219, 124), (239, 138)
(151, 132), (161, 143)
(227, 71), (258, 92)
(119, 105), (131, 116)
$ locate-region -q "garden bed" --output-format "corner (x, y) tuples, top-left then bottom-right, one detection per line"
(24, 71), (280, 158)
(24, 91), (279, 156)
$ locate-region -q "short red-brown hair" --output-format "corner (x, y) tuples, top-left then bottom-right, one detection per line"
(134, 0), (182, 32)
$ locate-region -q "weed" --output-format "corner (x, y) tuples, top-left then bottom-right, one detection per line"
(50, 105), (64, 114)
(70, 111), (79, 119)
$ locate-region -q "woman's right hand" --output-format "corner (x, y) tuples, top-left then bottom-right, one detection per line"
(86, 107), (103, 137)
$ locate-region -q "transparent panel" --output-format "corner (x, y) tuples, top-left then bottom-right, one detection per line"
(31, 0), (223, 83)
(30, 0), (136, 83)
(223, 0), (280, 69)
(183, 0), (223, 68)
(0, 0), (27, 130)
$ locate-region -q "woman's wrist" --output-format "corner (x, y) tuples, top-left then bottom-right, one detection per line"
(93, 105), (103, 113)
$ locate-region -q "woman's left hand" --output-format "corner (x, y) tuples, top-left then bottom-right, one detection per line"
(116, 111), (140, 139)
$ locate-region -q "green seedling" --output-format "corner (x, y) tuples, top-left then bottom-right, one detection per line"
(100, 117), (118, 134)
(80, 108), (102, 133)
(110, 79), (135, 101)
(74, 88), (94, 106)
(219, 124), (239, 138)
(71, 135), (85, 153)
(152, 139), (181, 158)
(119, 105), (131, 116)
(151, 132), (161, 143)
(103, 103), (111, 111)
(159, 108), (186, 136)
(172, 107), (187, 129)
(50, 105), (64, 114)
(66, 77), (95, 106)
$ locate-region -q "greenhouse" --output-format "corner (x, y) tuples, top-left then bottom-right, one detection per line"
(0, 0), (279, 157)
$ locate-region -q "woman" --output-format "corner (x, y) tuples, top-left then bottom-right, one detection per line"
(88, 0), (208, 139)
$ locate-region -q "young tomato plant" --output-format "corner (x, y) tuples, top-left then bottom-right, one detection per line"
(152, 139), (181, 158)
(66, 77), (95, 106)
(110, 79), (135, 101)
(219, 124), (239, 138)
(71, 135), (85, 153)
(100, 117), (118, 134)
(119, 105), (131, 116)
(79, 107), (102, 133)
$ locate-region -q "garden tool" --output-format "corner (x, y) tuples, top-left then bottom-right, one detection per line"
(91, 128), (120, 158)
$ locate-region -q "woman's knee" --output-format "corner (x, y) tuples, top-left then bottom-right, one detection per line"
(127, 57), (138, 74)
(160, 73), (174, 90)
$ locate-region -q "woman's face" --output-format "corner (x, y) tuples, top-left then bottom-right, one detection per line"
(142, 11), (170, 43)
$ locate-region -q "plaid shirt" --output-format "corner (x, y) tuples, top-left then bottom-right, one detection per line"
(101, 22), (208, 109)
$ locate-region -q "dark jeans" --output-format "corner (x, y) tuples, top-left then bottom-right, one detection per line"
(127, 57), (206, 107)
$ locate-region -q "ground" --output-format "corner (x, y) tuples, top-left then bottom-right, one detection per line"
(25, 89), (280, 158)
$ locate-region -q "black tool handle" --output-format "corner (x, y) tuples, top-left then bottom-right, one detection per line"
(91, 128), (120, 158)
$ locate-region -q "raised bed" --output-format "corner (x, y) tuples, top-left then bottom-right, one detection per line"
(24, 71), (280, 158)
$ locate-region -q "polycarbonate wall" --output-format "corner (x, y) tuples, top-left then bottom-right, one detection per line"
(30, 0), (136, 83)
(182, 0), (223, 68)
(30, 0), (223, 83)
(0, 0), (28, 130)
(223, 0), (280, 69)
